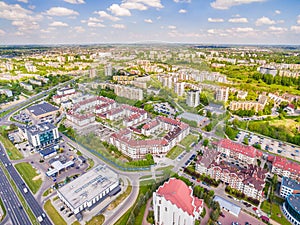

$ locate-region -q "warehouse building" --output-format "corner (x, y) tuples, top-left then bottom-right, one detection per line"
(57, 164), (120, 215)
(27, 102), (59, 120)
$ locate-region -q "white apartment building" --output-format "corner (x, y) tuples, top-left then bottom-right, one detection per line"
(280, 177), (300, 199)
(186, 90), (200, 107)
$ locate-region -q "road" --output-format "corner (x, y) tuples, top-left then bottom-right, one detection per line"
(0, 143), (52, 225)
(0, 161), (31, 225)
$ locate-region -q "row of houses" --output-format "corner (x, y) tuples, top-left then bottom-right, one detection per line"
(109, 116), (189, 159)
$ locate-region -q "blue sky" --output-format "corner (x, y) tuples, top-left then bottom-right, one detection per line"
(0, 0), (299, 45)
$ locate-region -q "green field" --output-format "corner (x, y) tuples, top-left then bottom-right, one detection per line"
(166, 146), (184, 160)
(0, 198), (6, 222)
(15, 162), (42, 194)
(44, 200), (67, 225)
(0, 134), (23, 160)
(260, 200), (291, 225)
(180, 134), (198, 150)
(86, 214), (105, 225)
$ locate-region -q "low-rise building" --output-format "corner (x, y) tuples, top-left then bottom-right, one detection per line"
(20, 82), (33, 91)
(177, 112), (209, 127)
(282, 194), (300, 225)
(27, 102), (59, 120)
(153, 178), (203, 225)
(57, 164), (120, 215)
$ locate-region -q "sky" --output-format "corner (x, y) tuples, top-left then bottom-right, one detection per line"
(0, 0), (299, 45)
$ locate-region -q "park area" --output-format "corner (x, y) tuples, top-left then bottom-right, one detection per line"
(260, 200), (291, 225)
(15, 162), (42, 194)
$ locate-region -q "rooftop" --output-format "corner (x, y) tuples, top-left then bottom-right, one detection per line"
(214, 195), (241, 216)
(286, 194), (300, 215)
(178, 112), (208, 124)
(27, 102), (59, 116)
(282, 177), (300, 191)
(26, 122), (56, 136)
(156, 178), (202, 216)
(217, 139), (257, 158)
(57, 164), (119, 210)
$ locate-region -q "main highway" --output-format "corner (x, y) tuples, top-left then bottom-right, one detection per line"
(0, 156), (31, 225)
(0, 143), (52, 225)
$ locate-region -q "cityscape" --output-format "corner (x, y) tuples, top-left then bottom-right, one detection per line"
(0, 1), (300, 225)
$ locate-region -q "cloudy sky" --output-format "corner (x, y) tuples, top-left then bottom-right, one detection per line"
(0, 0), (299, 45)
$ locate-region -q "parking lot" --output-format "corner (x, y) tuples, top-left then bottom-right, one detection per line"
(217, 210), (264, 225)
(236, 131), (300, 162)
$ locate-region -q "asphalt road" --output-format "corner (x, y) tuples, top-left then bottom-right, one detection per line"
(0, 162), (31, 225)
(0, 143), (52, 225)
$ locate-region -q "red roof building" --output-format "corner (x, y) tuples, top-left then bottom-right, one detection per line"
(153, 178), (203, 225)
(272, 156), (300, 180)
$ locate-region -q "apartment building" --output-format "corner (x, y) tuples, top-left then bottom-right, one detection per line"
(174, 81), (185, 96)
(215, 87), (229, 102)
(269, 156), (300, 181)
(186, 90), (200, 107)
(280, 177), (300, 198)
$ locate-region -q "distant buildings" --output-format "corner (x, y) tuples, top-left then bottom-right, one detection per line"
(104, 64), (113, 76)
(174, 81), (185, 96)
(0, 89), (13, 97)
(20, 82), (33, 91)
(229, 95), (268, 112)
(215, 87), (229, 102)
(186, 90), (200, 107)
(258, 66), (277, 76)
(89, 68), (97, 78)
(153, 178), (203, 225)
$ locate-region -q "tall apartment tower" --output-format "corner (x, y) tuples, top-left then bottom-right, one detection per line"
(104, 64), (113, 76)
(89, 68), (97, 78)
(186, 89), (200, 107)
(174, 82), (185, 96)
(215, 87), (229, 102)
(161, 76), (173, 89)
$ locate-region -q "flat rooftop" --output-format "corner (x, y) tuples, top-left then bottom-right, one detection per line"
(282, 177), (300, 191)
(27, 102), (58, 116)
(26, 122), (56, 136)
(178, 112), (208, 123)
(286, 194), (300, 215)
(214, 195), (241, 216)
(57, 164), (119, 210)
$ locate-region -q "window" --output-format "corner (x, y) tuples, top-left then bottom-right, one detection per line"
(165, 207), (167, 212)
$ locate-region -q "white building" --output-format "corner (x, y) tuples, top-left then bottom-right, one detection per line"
(186, 90), (200, 107)
(215, 87), (229, 102)
(57, 164), (120, 215)
(280, 177), (300, 199)
(153, 178), (203, 225)
(174, 82), (185, 97)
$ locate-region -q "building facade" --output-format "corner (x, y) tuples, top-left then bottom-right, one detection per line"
(282, 194), (300, 225)
(153, 178), (203, 225)
(186, 90), (200, 107)
(280, 177), (300, 198)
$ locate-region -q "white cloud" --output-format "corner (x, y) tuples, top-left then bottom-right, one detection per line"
(112, 24), (126, 29)
(228, 17), (248, 23)
(87, 22), (105, 27)
(17, 0), (28, 3)
(268, 26), (287, 32)
(211, 0), (266, 10)
(208, 18), (224, 23)
(178, 9), (187, 13)
(275, 10), (281, 14)
(64, 0), (85, 4)
(255, 16), (276, 26)
(40, 27), (56, 33)
(121, 2), (148, 10)
(291, 25), (300, 33)
(108, 4), (131, 16)
(174, 0), (191, 3)
(235, 27), (254, 32)
(168, 25), (176, 29)
(0, 29), (6, 36)
(28, 5), (36, 10)
(0, 2), (40, 21)
(94, 11), (120, 21)
(50, 21), (69, 27)
(144, 19), (153, 23)
(121, 0), (163, 10)
(207, 29), (217, 34)
(297, 15), (300, 24)
(73, 26), (85, 32)
(45, 7), (79, 16)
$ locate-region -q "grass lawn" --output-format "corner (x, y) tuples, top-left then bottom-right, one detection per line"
(15, 162), (42, 194)
(156, 165), (174, 171)
(166, 146), (184, 160)
(0, 134), (23, 160)
(86, 214), (105, 225)
(140, 175), (153, 180)
(43, 188), (54, 197)
(71, 222), (81, 225)
(108, 183), (132, 210)
(0, 198), (6, 222)
(261, 200), (291, 225)
(44, 200), (67, 225)
(180, 134), (198, 150)
(86, 158), (94, 171)
(269, 119), (298, 136)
